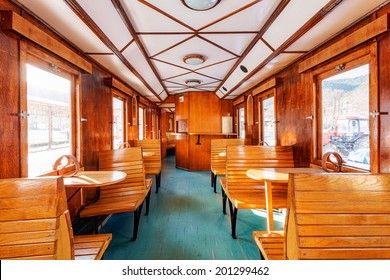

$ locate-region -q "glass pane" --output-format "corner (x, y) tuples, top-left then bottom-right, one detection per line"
(321, 64), (369, 169)
(262, 96), (275, 145)
(27, 64), (71, 176)
(239, 107), (245, 139)
(139, 107), (144, 140)
(113, 97), (124, 149)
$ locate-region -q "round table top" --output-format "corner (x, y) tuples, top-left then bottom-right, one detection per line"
(63, 171), (126, 187)
(246, 167), (324, 183)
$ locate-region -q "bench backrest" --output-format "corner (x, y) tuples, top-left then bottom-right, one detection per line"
(210, 138), (247, 173)
(225, 145), (294, 191)
(0, 177), (74, 260)
(286, 173), (390, 260)
(98, 147), (148, 204)
(134, 139), (162, 174)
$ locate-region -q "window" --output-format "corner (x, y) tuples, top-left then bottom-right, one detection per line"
(314, 45), (378, 172)
(113, 96), (125, 149)
(26, 64), (73, 177)
(238, 107), (245, 139)
(259, 95), (276, 145)
(139, 106), (145, 140)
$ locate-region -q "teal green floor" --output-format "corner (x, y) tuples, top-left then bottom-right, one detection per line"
(99, 153), (284, 260)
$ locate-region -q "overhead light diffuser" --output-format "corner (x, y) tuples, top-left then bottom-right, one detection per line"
(181, 0), (221, 11)
(183, 54), (206, 65)
(185, 79), (201, 86)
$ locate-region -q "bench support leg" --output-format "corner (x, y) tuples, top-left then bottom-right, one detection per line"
(145, 189), (151, 216)
(155, 173), (161, 193)
(131, 202), (144, 242)
(221, 189), (227, 215)
(213, 174), (218, 193)
(210, 172), (214, 189)
(228, 200), (238, 239)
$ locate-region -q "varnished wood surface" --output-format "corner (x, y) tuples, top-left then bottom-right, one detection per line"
(246, 168), (325, 184)
(286, 173), (390, 260)
(0, 177), (111, 260)
(63, 170), (127, 187)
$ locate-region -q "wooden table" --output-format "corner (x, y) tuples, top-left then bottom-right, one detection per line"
(63, 171), (126, 187)
(246, 168), (324, 231)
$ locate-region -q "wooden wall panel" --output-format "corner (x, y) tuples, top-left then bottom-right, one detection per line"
(0, 28), (20, 178)
(276, 64), (313, 167)
(81, 65), (112, 171)
(189, 92), (221, 133)
(378, 33), (390, 172)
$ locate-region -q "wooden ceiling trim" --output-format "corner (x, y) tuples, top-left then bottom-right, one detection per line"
(64, 0), (163, 101)
(222, 0), (345, 98)
(197, 0), (262, 32)
(218, 0), (291, 97)
(0, 10), (92, 73)
(194, 57), (238, 72)
(120, 39), (135, 53)
(197, 34), (239, 57)
(112, 0), (168, 101)
(299, 12), (390, 73)
(139, 0), (195, 32)
(150, 35), (196, 59)
(252, 77), (277, 96)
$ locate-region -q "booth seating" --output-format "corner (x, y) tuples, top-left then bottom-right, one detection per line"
(135, 139), (162, 193)
(79, 147), (152, 241)
(0, 177), (111, 260)
(210, 138), (247, 193)
(220, 145), (294, 239)
(253, 173), (390, 260)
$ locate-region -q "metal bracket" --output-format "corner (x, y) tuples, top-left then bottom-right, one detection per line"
(18, 111), (30, 119)
(369, 110), (388, 118)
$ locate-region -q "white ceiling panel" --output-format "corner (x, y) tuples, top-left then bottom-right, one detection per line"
(16, 0), (110, 53)
(203, 0), (283, 32)
(90, 54), (153, 96)
(123, 43), (164, 94)
(77, 0), (133, 51)
(152, 60), (191, 80)
(286, 0), (390, 52)
(120, 0), (191, 32)
(196, 59), (239, 80)
(200, 33), (257, 56)
(140, 34), (193, 57)
(263, 0), (331, 49)
(146, 0), (256, 31)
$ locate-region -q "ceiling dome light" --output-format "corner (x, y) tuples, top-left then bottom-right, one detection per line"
(183, 54), (206, 65)
(185, 79), (201, 86)
(181, 0), (221, 11)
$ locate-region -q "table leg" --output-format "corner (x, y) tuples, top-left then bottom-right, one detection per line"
(265, 180), (274, 232)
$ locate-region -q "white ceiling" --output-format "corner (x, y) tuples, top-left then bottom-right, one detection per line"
(14, 0), (389, 104)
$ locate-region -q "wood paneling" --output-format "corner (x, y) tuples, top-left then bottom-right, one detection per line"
(299, 13), (390, 73)
(0, 28), (20, 178)
(189, 92), (221, 133)
(0, 11), (92, 73)
(81, 66), (112, 172)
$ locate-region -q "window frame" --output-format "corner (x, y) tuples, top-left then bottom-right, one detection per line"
(258, 89), (277, 146)
(20, 40), (81, 177)
(112, 91), (128, 149)
(311, 43), (379, 172)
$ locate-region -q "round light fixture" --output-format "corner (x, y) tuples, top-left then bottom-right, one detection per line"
(181, 0), (221, 11)
(183, 54), (206, 65)
(185, 79), (201, 86)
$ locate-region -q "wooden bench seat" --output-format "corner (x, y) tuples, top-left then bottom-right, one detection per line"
(254, 173), (390, 260)
(221, 145), (294, 239)
(252, 231), (284, 260)
(135, 139), (162, 193)
(210, 138), (247, 193)
(0, 177), (111, 260)
(79, 147), (152, 241)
